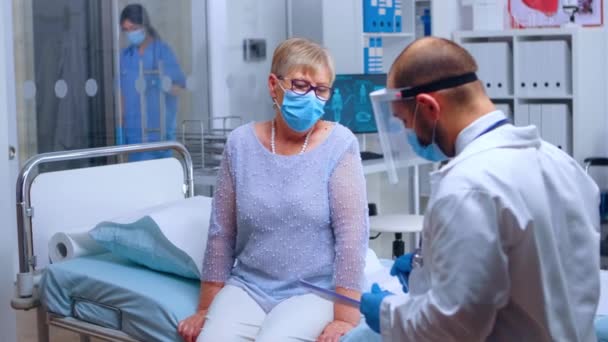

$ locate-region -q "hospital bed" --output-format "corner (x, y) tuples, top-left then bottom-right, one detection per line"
(11, 142), (196, 341)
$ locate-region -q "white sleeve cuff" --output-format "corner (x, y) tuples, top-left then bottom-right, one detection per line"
(380, 293), (410, 341)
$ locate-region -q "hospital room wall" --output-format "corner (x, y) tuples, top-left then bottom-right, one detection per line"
(207, 0), (288, 125)
(0, 0), (19, 339)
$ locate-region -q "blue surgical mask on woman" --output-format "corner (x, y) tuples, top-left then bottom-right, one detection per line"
(127, 29), (146, 46)
(276, 86), (326, 132)
(406, 104), (448, 162)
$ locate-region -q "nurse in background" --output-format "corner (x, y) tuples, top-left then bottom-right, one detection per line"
(118, 3), (185, 160)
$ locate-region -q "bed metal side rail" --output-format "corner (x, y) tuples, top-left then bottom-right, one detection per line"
(48, 314), (141, 342)
(15, 142), (194, 276)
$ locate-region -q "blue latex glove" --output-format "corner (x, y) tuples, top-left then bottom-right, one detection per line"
(390, 252), (413, 293)
(360, 283), (394, 333)
(115, 127), (124, 145)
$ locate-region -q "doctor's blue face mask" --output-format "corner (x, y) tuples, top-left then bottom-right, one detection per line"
(127, 29), (146, 46)
(405, 103), (448, 162)
(274, 78), (327, 132)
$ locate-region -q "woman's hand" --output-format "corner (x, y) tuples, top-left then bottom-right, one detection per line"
(178, 309), (207, 342)
(316, 319), (355, 342)
(170, 84), (182, 96)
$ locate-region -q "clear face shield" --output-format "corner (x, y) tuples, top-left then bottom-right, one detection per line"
(371, 72), (479, 184)
(370, 88), (417, 184)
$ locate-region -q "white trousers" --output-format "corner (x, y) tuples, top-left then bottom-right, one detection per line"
(197, 285), (334, 342)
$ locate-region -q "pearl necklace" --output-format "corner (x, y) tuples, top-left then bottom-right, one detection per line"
(270, 120), (313, 155)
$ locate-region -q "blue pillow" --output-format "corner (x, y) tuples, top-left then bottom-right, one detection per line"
(597, 315), (608, 342)
(89, 216), (200, 279)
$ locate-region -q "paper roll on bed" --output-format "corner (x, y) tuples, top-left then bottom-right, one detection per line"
(48, 232), (106, 263)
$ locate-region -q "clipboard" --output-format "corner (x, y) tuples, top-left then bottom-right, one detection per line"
(298, 279), (361, 308)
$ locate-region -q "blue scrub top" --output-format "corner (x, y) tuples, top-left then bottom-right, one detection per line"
(120, 39), (185, 160)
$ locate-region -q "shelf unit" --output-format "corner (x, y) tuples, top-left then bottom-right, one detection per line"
(362, 32), (415, 38)
(454, 28), (607, 164)
(288, 0), (417, 74)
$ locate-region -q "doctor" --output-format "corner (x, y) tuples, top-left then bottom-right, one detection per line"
(361, 37), (600, 341)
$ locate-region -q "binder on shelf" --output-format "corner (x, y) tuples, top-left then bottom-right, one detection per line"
(394, 0), (402, 32)
(530, 42), (549, 97)
(377, 0), (388, 33)
(363, 0), (380, 33)
(483, 42), (511, 97)
(370, 37), (375, 73)
(514, 104), (529, 127)
(533, 41), (547, 97)
(518, 41), (534, 97)
(375, 37), (383, 73)
(378, 5), (387, 32)
(364, 37), (370, 74)
(367, 40), (373, 73)
(529, 104), (542, 132)
(541, 104), (571, 153)
(471, 44), (491, 94)
(493, 42), (511, 97)
(363, 0), (377, 32)
(465, 43), (493, 96)
(546, 40), (571, 97)
(384, 0), (395, 33)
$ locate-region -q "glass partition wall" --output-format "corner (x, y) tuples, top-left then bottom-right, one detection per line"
(12, 0), (205, 168)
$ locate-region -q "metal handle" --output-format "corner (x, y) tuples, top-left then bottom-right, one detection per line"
(8, 145), (16, 160)
(584, 157), (608, 173)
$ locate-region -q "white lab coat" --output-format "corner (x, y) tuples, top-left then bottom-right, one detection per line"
(380, 111), (600, 341)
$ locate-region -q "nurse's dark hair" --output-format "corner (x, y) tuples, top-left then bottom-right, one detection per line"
(389, 37), (483, 105)
(120, 3), (159, 39)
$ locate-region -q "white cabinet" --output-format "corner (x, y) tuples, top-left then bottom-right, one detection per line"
(454, 28), (607, 164)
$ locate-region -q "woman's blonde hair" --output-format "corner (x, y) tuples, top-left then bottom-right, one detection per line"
(271, 38), (336, 85)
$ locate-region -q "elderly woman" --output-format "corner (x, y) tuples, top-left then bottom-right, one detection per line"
(178, 38), (369, 342)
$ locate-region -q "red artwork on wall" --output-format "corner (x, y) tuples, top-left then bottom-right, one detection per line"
(521, 0), (559, 14)
(510, 0), (603, 27)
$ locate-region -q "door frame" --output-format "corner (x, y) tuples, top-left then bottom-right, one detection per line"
(192, 0), (211, 124)
(0, 0), (20, 340)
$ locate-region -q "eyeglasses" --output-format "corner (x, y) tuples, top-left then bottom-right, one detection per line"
(278, 76), (332, 101)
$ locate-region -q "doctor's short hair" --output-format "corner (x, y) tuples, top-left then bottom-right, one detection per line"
(271, 38), (336, 85)
(120, 3), (159, 38)
(389, 37), (484, 105)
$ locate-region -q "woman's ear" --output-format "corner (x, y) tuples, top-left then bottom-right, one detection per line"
(415, 94), (441, 121)
(268, 74), (279, 100)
